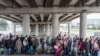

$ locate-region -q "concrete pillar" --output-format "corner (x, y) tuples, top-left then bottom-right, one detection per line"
(35, 24), (39, 36)
(22, 14), (30, 36)
(68, 22), (71, 37)
(47, 24), (50, 36)
(13, 23), (16, 35)
(43, 25), (46, 33)
(52, 14), (60, 38)
(80, 10), (87, 38)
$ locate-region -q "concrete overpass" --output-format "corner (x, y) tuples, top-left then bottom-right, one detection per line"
(0, 0), (99, 38)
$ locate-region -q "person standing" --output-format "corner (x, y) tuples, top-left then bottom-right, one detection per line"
(93, 39), (99, 56)
(46, 37), (51, 53)
(40, 37), (45, 54)
(98, 39), (100, 56)
(31, 37), (38, 54)
(55, 37), (62, 56)
(63, 38), (68, 56)
(84, 38), (89, 56)
(0, 37), (4, 55)
(16, 38), (22, 54)
(4, 36), (12, 55)
(22, 38), (28, 54)
(10, 36), (16, 54)
(78, 38), (85, 56)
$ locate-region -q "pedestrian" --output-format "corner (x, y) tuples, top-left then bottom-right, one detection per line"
(40, 37), (45, 54)
(98, 39), (100, 56)
(16, 38), (22, 54)
(55, 37), (62, 56)
(46, 36), (51, 53)
(22, 38), (28, 54)
(84, 38), (89, 56)
(63, 38), (68, 56)
(93, 39), (99, 56)
(78, 38), (85, 56)
(0, 37), (4, 55)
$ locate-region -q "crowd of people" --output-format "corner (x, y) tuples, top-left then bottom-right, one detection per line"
(0, 33), (100, 56)
(53, 34), (100, 56)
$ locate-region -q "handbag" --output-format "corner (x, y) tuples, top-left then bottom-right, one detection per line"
(54, 45), (58, 49)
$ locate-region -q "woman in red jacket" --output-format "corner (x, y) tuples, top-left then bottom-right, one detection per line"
(78, 38), (85, 56)
(55, 37), (62, 56)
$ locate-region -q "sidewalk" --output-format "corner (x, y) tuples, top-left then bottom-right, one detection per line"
(2, 54), (54, 56)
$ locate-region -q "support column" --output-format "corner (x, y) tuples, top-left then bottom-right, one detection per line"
(52, 14), (60, 38)
(35, 24), (39, 36)
(80, 10), (87, 38)
(68, 22), (71, 37)
(43, 25), (46, 33)
(22, 14), (30, 36)
(47, 24), (50, 36)
(13, 23), (16, 35)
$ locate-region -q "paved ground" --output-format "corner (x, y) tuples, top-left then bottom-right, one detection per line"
(1, 54), (54, 56)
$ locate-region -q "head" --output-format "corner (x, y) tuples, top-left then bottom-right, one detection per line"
(80, 38), (83, 41)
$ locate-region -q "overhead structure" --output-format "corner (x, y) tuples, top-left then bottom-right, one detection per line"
(60, 13), (73, 21)
(40, 14), (44, 22)
(69, 0), (78, 5)
(48, 14), (52, 22)
(0, 0), (99, 37)
(53, 0), (60, 6)
(31, 14), (38, 22)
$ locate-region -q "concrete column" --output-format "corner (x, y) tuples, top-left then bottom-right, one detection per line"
(47, 24), (50, 36)
(68, 22), (71, 37)
(35, 24), (39, 36)
(52, 14), (60, 38)
(13, 23), (16, 35)
(43, 25), (46, 33)
(22, 14), (30, 36)
(80, 10), (87, 38)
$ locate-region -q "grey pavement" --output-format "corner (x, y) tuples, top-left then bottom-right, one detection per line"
(1, 54), (54, 56)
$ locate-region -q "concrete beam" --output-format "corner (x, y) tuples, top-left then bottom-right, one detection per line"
(59, 14), (63, 17)
(85, 0), (95, 5)
(35, 0), (43, 6)
(10, 15), (22, 21)
(48, 14), (52, 21)
(40, 14), (44, 22)
(30, 22), (68, 24)
(31, 14), (38, 22)
(60, 13), (73, 21)
(30, 22), (51, 24)
(69, 0), (79, 5)
(0, 0), (11, 7)
(0, 15), (19, 22)
(65, 14), (80, 21)
(15, 0), (27, 6)
(53, 0), (60, 6)
(0, 7), (100, 14)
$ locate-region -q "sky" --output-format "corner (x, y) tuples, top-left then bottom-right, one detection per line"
(72, 13), (100, 23)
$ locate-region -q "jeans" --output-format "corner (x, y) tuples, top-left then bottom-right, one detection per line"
(93, 50), (98, 56)
(80, 49), (84, 56)
(11, 47), (15, 54)
(6, 48), (11, 55)
(41, 45), (44, 53)
(85, 49), (89, 56)
(28, 46), (35, 54)
(0, 48), (4, 55)
(22, 46), (28, 54)
(64, 47), (69, 56)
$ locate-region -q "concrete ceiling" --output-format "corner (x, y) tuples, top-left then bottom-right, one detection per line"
(0, 0), (99, 23)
